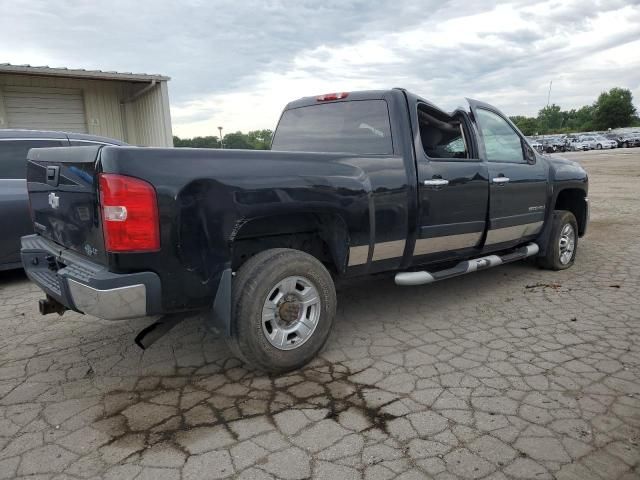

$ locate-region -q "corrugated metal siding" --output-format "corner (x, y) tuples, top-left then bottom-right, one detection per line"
(0, 73), (173, 146)
(127, 85), (173, 147)
(0, 87), (8, 128)
(82, 83), (126, 140)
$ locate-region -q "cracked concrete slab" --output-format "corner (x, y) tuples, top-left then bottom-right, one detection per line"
(0, 149), (639, 478)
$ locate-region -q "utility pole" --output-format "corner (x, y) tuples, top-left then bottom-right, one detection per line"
(542, 80), (553, 151)
(218, 126), (223, 149)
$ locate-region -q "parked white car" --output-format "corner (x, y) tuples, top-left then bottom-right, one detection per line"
(527, 138), (543, 152)
(592, 135), (617, 149)
(576, 135), (598, 150)
(569, 137), (591, 151)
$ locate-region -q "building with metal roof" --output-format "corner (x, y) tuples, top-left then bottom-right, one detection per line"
(0, 64), (173, 146)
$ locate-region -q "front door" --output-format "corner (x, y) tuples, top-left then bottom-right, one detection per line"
(413, 104), (489, 264)
(468, 100), (548, 250)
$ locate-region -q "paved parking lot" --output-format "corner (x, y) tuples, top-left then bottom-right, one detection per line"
(1, 148), (639, 480)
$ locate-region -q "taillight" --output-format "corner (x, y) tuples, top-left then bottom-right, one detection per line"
(98, 173), (160, 252)
(316, 92), (348, 101)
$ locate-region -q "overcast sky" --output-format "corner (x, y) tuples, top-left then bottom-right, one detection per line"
(2, 0), (639, 137)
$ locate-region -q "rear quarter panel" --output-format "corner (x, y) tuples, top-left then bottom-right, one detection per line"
(98, 147), (377, 311)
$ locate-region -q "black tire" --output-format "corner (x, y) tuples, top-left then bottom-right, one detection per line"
(537, 210), (578, 270)
(226, 248), (336, 372)
(623, 142), (629, 148)
(596, 144), (602, 150)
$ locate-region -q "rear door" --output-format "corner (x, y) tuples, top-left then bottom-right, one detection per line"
(0, 137), (68, 268)
(412, 102), (489, 264)
(468, 100), (547, 250)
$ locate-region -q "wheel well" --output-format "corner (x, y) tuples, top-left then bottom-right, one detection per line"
(554, 189), (587, 236)
(230, 213), (349, 274)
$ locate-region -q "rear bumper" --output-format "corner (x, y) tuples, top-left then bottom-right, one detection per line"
(21, 235), (162, 320)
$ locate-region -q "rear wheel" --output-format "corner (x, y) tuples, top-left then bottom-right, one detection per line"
(227, 248), (336, 372)
(537, 210), (578, 270)
(596, 143), (602, 150)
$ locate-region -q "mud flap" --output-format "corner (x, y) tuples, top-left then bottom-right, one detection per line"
(206, 268), (232, 336)
(535, 212), (555, 257)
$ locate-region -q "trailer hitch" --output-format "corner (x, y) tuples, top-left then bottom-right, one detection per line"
(39, 295), (68, 316)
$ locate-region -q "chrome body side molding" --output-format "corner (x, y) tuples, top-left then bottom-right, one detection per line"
(348, 245), (370, 266)
(414, 231), (482, 256)
(485, 221), (543, 245)
(371, 239), (406, 261)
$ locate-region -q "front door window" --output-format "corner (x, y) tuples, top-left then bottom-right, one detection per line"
(475, 109), (524, 163)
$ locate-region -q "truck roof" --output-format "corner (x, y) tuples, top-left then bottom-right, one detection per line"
(284, 88), (453, 118)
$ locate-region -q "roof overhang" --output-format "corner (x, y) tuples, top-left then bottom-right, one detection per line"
(0, 63), (170, 83)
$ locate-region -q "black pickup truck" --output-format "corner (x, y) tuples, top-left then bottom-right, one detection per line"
(21, 89), (589, 372)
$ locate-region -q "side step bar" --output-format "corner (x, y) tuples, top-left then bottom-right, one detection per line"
(395, 242), (539, 286)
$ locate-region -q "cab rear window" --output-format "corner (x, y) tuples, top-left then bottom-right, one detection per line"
(272, 100), (393, 155)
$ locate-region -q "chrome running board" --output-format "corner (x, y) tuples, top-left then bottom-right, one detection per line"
(395, 242), (539, 286)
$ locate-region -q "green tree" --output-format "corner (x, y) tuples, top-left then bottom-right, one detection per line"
(593, 87), (637, 130)
(247, 129), (273, 149)
(510, 116), (539, 136)
(173, 135), (220, 148)
(223, 131), (253, 149)
(537, 104), (563, 133)
(563, 106), (595, 132)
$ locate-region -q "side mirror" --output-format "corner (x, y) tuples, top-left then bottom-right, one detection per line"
(522, 140), (536, 164)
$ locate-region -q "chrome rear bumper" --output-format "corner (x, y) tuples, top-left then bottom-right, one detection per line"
(67, 279), (147, 320)
(21, 235), (161, 320)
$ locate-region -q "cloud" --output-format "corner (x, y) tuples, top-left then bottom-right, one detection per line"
(1, 0), (639, 136)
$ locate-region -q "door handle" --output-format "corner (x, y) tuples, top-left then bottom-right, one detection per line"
(423, 179), (449, 186)
(492, 177), (510, 185)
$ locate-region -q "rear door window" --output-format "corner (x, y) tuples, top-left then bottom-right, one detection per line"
(272, 100), (393, 154)
(0, 139), (67, 179)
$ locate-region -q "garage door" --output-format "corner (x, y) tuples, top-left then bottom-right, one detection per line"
(4, 86), (87, 133)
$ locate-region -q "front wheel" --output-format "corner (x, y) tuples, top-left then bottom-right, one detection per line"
(537, 210), (578, 270)
(227, 248), (336, 372)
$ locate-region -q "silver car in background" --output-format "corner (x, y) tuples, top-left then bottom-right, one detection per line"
(592, 135), (617, 149)
(0, 130), (124, 270)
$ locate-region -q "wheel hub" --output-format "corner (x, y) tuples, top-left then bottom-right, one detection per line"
(278, 297), (302, 325)
(558, 223), (576, 265)
(261, 276), (321, 351)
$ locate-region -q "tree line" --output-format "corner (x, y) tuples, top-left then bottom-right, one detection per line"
(174, 87), (639, 146)
(510, 87), (639, 136)
(173, 129), (273, 149)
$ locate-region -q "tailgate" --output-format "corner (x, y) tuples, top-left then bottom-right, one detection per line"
(26, 146), (107, 264)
